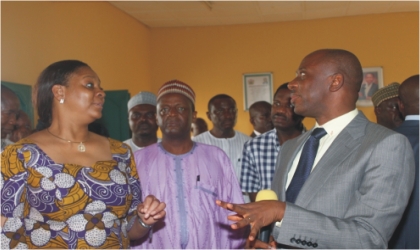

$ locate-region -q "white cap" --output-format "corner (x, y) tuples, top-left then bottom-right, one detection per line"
(127, 91), (157, 111)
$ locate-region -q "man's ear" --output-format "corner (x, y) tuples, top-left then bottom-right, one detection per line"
(329, 73), (344, 92)
(397, 98), (405, 116)
(206, 111), (211, 121)
(51, 85), (65, 101)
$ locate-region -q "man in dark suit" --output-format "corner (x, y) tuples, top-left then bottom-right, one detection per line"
(216, 49), (415, 248)
(389, 74), (419, 249)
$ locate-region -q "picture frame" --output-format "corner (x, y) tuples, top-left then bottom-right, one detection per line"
(243, 72), (273, 110)
(357, 67), (384, 107)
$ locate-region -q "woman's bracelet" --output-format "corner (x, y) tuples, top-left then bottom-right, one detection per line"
(137, 215), (152, 229)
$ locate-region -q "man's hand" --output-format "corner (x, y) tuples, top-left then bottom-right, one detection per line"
(137, 195), (166, 226)
(245, 238), (276, 249)
(216, 200), (285, 241)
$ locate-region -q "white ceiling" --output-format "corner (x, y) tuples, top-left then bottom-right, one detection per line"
(109, 1), (419, 28)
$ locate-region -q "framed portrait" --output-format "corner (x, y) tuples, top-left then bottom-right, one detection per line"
(243, 72), (273, 110)
(357, 67), (384, 107)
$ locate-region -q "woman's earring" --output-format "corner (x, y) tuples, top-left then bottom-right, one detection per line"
(60, 99), (64, 104)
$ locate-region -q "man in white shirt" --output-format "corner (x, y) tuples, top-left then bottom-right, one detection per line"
(124, 91), (160, 152)
(216, 49), (415, 249)
(193, 94), (251, 202)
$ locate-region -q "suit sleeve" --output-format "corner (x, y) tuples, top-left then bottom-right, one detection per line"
(272, 133), (415, 249)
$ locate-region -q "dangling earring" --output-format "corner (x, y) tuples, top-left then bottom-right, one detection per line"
(60, 99), (64, 104)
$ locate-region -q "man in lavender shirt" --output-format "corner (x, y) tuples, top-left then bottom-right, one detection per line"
(131, 80), (246, 249)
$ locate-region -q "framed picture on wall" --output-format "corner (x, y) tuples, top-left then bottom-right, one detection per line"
(243, 72), (273, 111)
(357, 67), (384, 107)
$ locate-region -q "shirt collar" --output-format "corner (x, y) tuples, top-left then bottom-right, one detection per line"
(254, 130), (261, 136)
(314, 109), (359, 136)
(405, 115), (419, 121)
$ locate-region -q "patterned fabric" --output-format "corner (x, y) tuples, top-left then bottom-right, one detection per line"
(1, 138), (142, 249)
(157, 80), (195, 104)
(371, 82), (400, 106)
(240, 129), (280, 193)
(131, 142), (246, 249)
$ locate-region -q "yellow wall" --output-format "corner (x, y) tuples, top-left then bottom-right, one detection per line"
(2, 2), (418, 134)
(150, 12), (419, 133)
(1, 1), (152, 97)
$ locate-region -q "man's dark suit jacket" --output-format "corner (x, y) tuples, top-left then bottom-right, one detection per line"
(389, 119), (419, 249)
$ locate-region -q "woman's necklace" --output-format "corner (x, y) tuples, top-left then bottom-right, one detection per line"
(47, 128), (88, 152)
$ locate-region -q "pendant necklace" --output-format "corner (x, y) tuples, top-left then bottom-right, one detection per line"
(47, 128), (88, 152)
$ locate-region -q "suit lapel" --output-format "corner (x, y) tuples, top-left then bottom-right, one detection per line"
(294, 112), (369, 207)
(275, 131), (311, 201)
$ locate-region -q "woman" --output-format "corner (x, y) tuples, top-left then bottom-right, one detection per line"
(1, 60), (166, 249)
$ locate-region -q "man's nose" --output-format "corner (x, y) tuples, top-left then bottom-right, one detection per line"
(288, 80), (297, 91)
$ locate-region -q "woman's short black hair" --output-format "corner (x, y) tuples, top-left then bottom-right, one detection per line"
(33, 60), (89, 126)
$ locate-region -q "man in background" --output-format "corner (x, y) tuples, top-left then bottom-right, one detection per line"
(371, 82), (403, 129)
(9, 110), (32, 142)
(132, 80), (245, 249)
(389, 74), (419, 249)
(124, 91), (159, 152)
(193, 94), (251, 202)
(1, 85), (20, 151)
(191, 117), (208, 137)
(241, 83), (304, 202)
(248, 101), (273, 138)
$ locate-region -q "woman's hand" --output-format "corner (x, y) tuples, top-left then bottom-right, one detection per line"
(137, 195), (166, 226)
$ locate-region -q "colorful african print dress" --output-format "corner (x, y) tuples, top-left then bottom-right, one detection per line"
(1, 138), (142, 249)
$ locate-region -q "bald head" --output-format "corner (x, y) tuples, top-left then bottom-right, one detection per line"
(318, 49), (363, 97)
(249, 101), (272, 118)
(399, 74), (419, 117)
(1, 85), (21, 138)
(288, 49), (363, 124)
(249, 101), (273, 134)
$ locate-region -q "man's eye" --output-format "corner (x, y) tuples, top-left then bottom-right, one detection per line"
(300, 72), (306, 78)
(86, 83), (94, 88)
(146, 113), (155, 118)
(160, 108), (169, 115)
(177, 107), (185, 113)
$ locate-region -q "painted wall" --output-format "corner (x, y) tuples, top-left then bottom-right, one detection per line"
(2, 2), (418, 134)
(150, 12), (419, 133)
(1, 1), (152, 98)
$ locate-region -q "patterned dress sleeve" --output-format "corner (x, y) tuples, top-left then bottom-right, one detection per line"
(1, 143), (29, 249)
(124, 145), (143, 232)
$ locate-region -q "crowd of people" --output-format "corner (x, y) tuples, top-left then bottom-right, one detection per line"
(1, 48), (418, 249)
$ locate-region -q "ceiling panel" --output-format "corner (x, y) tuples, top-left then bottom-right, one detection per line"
(108, 1), (419, 28)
